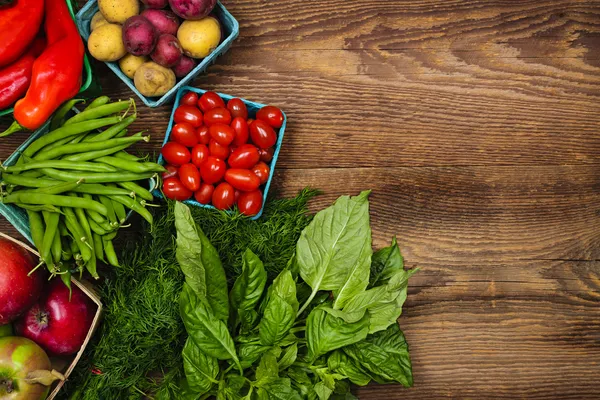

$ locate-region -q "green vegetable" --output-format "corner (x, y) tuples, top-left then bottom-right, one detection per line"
(229, 249), (267, 331)
(182, 338), (218, 395)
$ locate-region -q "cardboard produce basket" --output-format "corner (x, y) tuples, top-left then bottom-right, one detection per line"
(0, 231), (103, 400)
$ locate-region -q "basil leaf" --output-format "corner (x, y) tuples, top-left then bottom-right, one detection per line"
(256, 349), (280, 382)
(259, 294), (295, 346)
(180, 283), (241, 368)
(255, 378), (302, 400)
(278, 342), (298, 370)
(272, 270), (299, 312)
(369, 236), (403, 287)
(368, 268), (418, 334)
(175, 202), (229, 321)
(239, 341), (270, 369)
(182, 338), (219, 395)
(328, 350), (371, 386)
(230, 249), (267, 324)
(307, 307), (369, 360)
(343, 324), (413, 387)
(314, 381), (333, 400)
(296, 191), (372, 313)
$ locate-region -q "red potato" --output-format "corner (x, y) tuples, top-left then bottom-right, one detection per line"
(172, 55), (196, 78)
(168, 0), (216, 20)
(122, 16), (158, 56)
(141, 9), (180, 36)
(141, 0), (169, 9)
(151, 34), (183, 68)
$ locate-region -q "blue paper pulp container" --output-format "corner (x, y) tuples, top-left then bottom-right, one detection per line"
(75, 1), (239, 108)
(153, 86), (286, 220)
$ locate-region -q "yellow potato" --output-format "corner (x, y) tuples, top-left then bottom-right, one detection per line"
(90, 11), (108, 31)
(177, 17), (221, 59)
(119, 54), (148, 79)
(88, 23), (127, 62)
(134, 62), (176, 97)
(98, 0), (139, 24)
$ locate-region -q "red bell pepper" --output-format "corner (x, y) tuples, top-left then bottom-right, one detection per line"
(0, 0), (45, 68)
(12, 0), (84, 131)
(0, 38), (45, 110)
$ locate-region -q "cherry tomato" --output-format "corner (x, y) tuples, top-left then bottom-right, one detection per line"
(161, 142), (191, 166)
(225, 169), (261, 192)
(191, 144), (209, 168)
(209, 123), (236, 146)
(237, 190), (263, 216)
(162, 164), (178, 180)
(212, 182), (235, 210)
(178, 163), (201, 192)
(228, 144), (260, 169)
(200, 156), (226, 184)
(204, 107), (232, 126)
(234, 189), (240, 202)
(181, 91), (199, 106)
(209, 139), (230, 160)
(196, 125), (210, 145)
(162, 177), (193, 201)
(198, 91), (225, 113)
(231, 117), (249, 146)
(251, 161), (270, 184)
(174, 105), (203, 128)
(250, 120), (277, 149)
(259, 147), (274, 163)
(171, 122), (198, 147)
(227, 98), (248, 119)
(257, 106), (284, 129)
(194, 183), (214, 204)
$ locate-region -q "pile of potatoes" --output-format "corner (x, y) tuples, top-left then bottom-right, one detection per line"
(88, 0), (222, 97)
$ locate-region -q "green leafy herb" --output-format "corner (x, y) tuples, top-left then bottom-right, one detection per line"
(230, 249), (267, 330)
(182, 338), (219, 395)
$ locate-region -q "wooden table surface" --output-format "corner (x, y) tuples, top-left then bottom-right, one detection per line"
(2, 0), (600, 398)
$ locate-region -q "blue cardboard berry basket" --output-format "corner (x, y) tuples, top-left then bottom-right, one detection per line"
(75, 1), (239, 108)
(0, 108), (155, 243)
(153, 86), (286, 220)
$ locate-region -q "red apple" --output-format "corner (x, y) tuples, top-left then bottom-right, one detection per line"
(0, 237), (44, 325)
(15, 280), (95, 356)
(0, 336), (63, 400)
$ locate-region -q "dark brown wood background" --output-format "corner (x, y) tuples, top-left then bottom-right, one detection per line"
(2, 0), (600, 398)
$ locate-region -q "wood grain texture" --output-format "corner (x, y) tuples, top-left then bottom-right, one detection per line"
(1, 0), (600, 398)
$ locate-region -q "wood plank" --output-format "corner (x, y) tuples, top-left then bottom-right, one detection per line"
(272, 166), (600, 262)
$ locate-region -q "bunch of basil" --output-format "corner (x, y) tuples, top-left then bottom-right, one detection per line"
(174, 191), (417, 399)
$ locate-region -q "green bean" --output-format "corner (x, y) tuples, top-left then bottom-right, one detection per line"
(42, 136), (77, 153)
(63, 207), (92, 262)
(84, 96), (110, 111)
(114, 151), (143, 161)
(27, 210), (45, 254)
(93, 233), (105, 263)
(106, 184), (127, 223)
(94, 156), (162, 173)
(23, 117), (122, 158)
(61, 237), (72, 261)
(24, 180), (83, 196)
(59, 266), (72, 292)
(34, 136), (148, 161)
(98, 195), (118, 225)
(64, 100), (132, 126)
(114, 129), (128, 138)
(84, 115), (136, 143)
(103, 238), (119, 267)
(40, 168), (155, 184)
(72, 195), (98, 279)
(59, 221), (69, 237)
(109, 195), (153, 224)
(50, 99), (85, 130)
(51, 229), (62, 264)
(17, 203), (63, 213)
(41, 212), (59, 268)
(67, 132), (91, 145)
(62, 143), (134, 162)
(81, 193), (112, 227)
(89, 219), (108, 235)
(4, 160), (118, 173)
(69, 237), (79, 255)
(117, 181), (153, 201)
(20, 170), (44, 178)
(3, 193), (108, 215)
(1, 175), (136, 197)
(103, 230), (118, 241)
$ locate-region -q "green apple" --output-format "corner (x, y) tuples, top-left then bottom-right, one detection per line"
(0, 336), (63, 400)
(0, 325), (13, 338)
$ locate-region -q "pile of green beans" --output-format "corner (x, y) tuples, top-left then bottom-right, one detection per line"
(0, 97), (165, 284)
